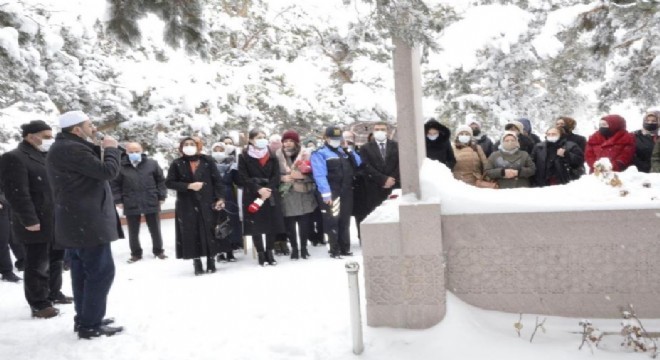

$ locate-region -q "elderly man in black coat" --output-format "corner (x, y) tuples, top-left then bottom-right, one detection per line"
(46, 111), (124, 339)
(111, 142), (168, 263)
(357, 122), (400, 238)
(0, 120), (72, 319)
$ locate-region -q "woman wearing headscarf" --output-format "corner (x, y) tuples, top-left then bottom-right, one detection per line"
(484, 131), (536, 189)
(531, 126), (585, 186)
(424, 118), (456, 169)
(165, 137), (225, 275)
(632, 111), (659, 173)
(451, 124), (488, 186)
(585, 114), (636, 173)
(237, 129), (286, 266)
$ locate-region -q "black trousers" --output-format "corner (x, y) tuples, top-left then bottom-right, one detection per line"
(318, 189), (353, 255)
(0, 207), (13, 274)
(252, 233), (275, 253)
(284, 213), (311, 252)
(125, 213), (164, 257)
(23, 242), (64, 310)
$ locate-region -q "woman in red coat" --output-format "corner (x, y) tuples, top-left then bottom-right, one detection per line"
(585, 114), (636, 173)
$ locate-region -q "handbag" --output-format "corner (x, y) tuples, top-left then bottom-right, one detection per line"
(214, 213), (232, 240)
(475, 177), (499, 189)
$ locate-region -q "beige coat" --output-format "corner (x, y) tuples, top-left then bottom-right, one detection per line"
(451, 142), (488, 186)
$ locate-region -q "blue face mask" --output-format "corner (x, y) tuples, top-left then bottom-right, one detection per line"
(128, 153), (142, 163)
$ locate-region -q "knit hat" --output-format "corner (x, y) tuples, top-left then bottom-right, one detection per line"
(504, 120), (524, 134)
(211, 142), (225, 151)
(281, 130), (300, 144)
(21, 120), (52, 137)
(58, 111), (89, 128)
(455, 125), (473, 137)
(324, 126), (343, 139)
(517, 118), (533, 134)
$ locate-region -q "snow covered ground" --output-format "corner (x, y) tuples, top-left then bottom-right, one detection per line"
(1, 218), (659, 360)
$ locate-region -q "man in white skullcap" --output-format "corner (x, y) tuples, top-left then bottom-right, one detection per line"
(45, 111), (124, 339)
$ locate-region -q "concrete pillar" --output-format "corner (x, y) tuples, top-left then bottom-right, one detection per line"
(392, 37), (426, 199)
(361, 37), (446, 329)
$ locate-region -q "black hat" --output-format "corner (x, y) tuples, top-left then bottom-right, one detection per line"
(21, 120), (52, 137)
(324, 126), (343, 139)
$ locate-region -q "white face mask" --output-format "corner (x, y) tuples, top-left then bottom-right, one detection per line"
(254, 138), (269, 149)
(373, 131), (387, 142)
(427, 134), (439, 141)
(546, 136), (560, 143)
(38, 138), (55, 152)
(212, 151), (227, 161)
(327, 139), (341, 148)
(458, 135), (471, 144)
(182, 145), (197, 156)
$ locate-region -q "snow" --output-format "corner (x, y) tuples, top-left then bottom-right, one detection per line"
(532, 4), (596, 59)
(432, 5), (534, 78)
(0, 27), (21, 61)
(2, 219), (659, 360)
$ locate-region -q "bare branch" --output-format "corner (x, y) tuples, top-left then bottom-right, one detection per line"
(529, 317), (546, 343)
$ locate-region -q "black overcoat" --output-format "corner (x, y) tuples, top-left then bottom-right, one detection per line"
(0, 141), (54, 245)
(165, 155), (224, 259)
(359, 140), (400, 216)
(46, 132), (122, 248)
(111, 155), (167, 216)
(237, 150), (285, 236)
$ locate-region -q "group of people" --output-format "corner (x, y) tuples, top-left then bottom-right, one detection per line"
(423, 112), (660, 189)
(2, 109), (656, 340)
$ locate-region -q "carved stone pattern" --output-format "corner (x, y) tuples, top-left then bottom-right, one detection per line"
(446, 242), (660, 295)
(365, 254), (444, 306)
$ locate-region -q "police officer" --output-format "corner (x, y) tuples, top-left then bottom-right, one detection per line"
(310, 126), (362, 258)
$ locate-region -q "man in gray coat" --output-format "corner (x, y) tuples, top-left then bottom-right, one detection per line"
(111, 142), (168, 263)
(46, 111), (124, 339)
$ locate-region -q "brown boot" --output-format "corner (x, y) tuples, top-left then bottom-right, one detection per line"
(32, 307), (60, 319)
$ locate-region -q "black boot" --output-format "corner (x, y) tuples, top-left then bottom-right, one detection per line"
(207, 257), (216, 273)
(257, 252), (265, 267)
(193, 259), (204, 276)
(266, 250), (277, 266)
(226, 251), (236, 262)
(290, 250), (299, 260)
(301, 248), (310, 260)
(282, 243), (290, 256)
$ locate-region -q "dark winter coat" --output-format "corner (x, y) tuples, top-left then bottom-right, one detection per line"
(424, 121), (456, 169)
(0, 141), (54, 245)
(475, 135), (495, 158)
(631, 130), (657, 173)
(530, 139), (585, 187)
(215, 154), (243, 246)
(359, 139), (400, 215)
(237, 149), (285, 236)
(565, 132), (587, 153)
(585, 116), (635, 172)
(484, 149), (536, 189)
(110, 155), (167, 216)
(166, 155), (225, 259)
(46, 132), (122, 249)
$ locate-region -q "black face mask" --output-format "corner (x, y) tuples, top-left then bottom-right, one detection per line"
(643, 123), (658, 132)
(599, 127), (610, 138)
(472, 128), (481, 136)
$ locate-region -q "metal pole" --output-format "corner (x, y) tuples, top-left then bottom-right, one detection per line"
(345, 261), (364, 355)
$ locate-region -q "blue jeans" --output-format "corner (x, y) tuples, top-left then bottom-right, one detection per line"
(69, 243), (115, 328)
